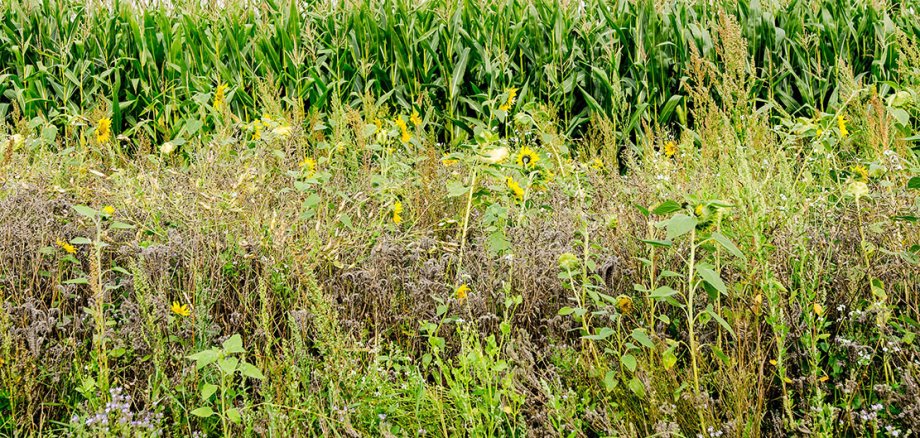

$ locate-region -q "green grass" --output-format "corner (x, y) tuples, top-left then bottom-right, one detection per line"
(1, 0), (920, 437)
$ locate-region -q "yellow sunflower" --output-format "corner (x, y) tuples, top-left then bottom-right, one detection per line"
(516, 146), (539, 168)
(56, 239), (76, 254)
(455, 284), (470, 301)
(171, 301), (191, 317)
(506, 177), (524, 201)
(96, 117), (112, 144)
(392, 201), (403, 224)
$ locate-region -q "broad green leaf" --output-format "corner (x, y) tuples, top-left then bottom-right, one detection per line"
(661, 348), (677, 370)
(711, 232), (745, 261)
(706, 305), (736, 340)
(218, 357), (239, 374)
(70, 237), (92, 245)
(603, 370), (618, 392)
(239, 362), (265, 380)
(190, 407), (214, 418)
(696, 265), (726, 294)
(649, 286), (678, 299)
(621, 354), (637, 372)
(652, 200), (682, 215)
(222, 334), (244, 354)
(63, 277), (89, 285)
(628, 377), (646, 398)
(631, 328), (655, 349)
(187, 349), (219, 369)
(226, 408), (242, 423)
(662, 214), (697, 240)
(200, 383), (218, 401)
(73, 205), (97, 218)
(583, 327), (615, 340)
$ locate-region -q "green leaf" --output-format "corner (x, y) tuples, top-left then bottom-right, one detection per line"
(187, 349), (219, 369)
(640, 239), (672, 247)
(239, 362), (265, 380)
(661, 348), (677, 370)
(222, 334), (244, 354)
(696, 265), (726, 294)
(110, 221), (134, 230)
(190, 407), (214, 418)
(218, 357), (239, 374)
(446, 180), (469, 197)
(662, 214), (697, 240)
(70, 237), (92, 245)
(711, 232), (745, 261)
(648, 286), (678, 299)
(620, 354), (637, 372)
(63, 277), (89, 285)
(652, 200), (682, 215)
(583, 327), (615, 340)
(226, 408), (242, 423)
(630, 328), (655, 349)
(628, 377), (646, 398)
(200, 383), (218, 401)
(603, 370), (618, 392)
(73, 205), (98, 218)
(908, 177), (920, 190)
(706, 305), (736, 340)
(558, 306), (576, 316)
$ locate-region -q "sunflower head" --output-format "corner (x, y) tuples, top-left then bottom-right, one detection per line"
(851, 165), (869, 182)
(837, 114), (849, 138)
(455, 284), (470, 301)
(506, 177), (524, 201)
(171, 301), (191, 317)
(516, 146), (539, 168)
(392, 201), (403, 224)
(664, 141), (677, 158)
(300, 157), (317, 176)
(410, 110), (422, 128)
(615, 295), (633, 315)
(214, 83), (228, 108)
(56, 239), (76, 254)
(96, 117), (112, 144)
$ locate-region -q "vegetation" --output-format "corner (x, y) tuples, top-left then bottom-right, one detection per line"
(1, 0), (919, 436)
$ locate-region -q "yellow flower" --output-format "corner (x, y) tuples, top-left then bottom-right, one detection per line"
(171, 301), (191, 317)
(482, 147), (509, 164)
(515, 146), (539, 168)
(392, 201), (403, 224)
(441, 155), (458, 166)
(455, 284), (470, 301)
(818, 375), (829, 383)
(410, 110), (422, 128)
(96, 117), (112, 144)
(251, 120), (263, 141)
(813, 303), (824, 317)
(615, 295), (633, 315)
(664, 141), (677, 158)
(214, 83), (227, 108)
(816, 128), (823, 136)
(395, 117), (411, 143)
(506, 177), (524, 201)
(102, 205), (115, 216)
(499, 87), (518, 112)
(694, 204), (705, 217)
(851, 165), (869, 182)
(590, 158), (603, 170)
(56, 239), (76, 254)
(300, 157), (316, 176)
(837, 114), (848, 138)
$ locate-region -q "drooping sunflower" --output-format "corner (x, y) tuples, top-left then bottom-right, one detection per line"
(515, 146), (539, 168)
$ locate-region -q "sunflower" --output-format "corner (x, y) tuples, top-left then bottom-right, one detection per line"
(515, 146), (539, 168)
(392, 201), (403, 224)
(395, 117), (411, 143)
(506, 177), (524, 201)
(851, 164), (869, 182)
(300, 157), (316, 176)
(499, 87), (518, 112)
(590, 158), (603, 170)
(615, 295), (633, 315)
(410, 110), (422, 128)
(56, 239), (76, 254)
(96, 117), (112, 144)
(664, 141), (677, 158)
(455, 284), (470, 301)
(213, 83), (228, 108)
(837, 114), (849, 138)
(171, 301), (191, 317)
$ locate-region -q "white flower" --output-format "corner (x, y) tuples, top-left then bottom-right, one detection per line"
(272, 125), (293, 138)
(481, 146), (509, 164)
(159, 141), (176, 155)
